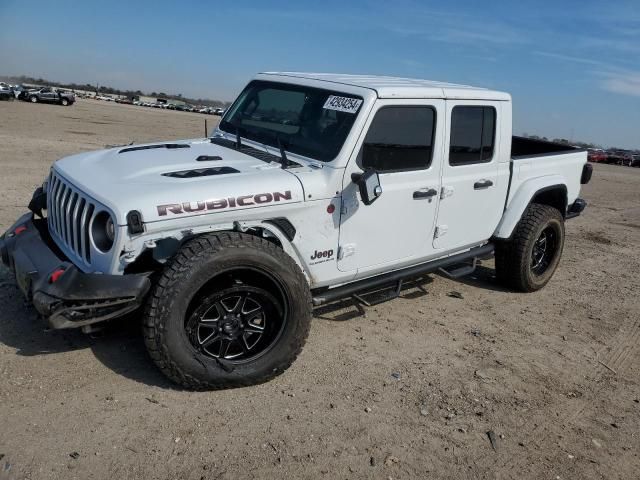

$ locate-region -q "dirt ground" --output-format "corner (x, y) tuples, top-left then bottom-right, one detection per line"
(0, 99), (638, 480)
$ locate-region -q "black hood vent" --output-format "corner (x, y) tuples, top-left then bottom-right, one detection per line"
(196, 155), (223, 161)
(119, 143), (190, 154)
(162, 166), (239, 178)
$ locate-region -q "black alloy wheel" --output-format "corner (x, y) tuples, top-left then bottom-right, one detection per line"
(185, 284), (286, 362)
(530, 226), (558, 276)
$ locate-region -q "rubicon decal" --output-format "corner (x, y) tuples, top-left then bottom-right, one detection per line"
(157, 190), (292, 216)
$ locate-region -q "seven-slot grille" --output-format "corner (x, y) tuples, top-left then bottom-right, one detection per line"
(47, 171), (96, 267)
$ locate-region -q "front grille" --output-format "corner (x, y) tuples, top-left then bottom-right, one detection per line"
(47, 171), (96, 268)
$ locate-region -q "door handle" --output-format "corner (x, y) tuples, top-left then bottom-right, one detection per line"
(474, 179), (494, 190)
(413, 188), (438, 199)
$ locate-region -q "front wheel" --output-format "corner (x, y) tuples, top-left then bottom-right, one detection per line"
(61, 98), (69, 106)
(495, 203), (565, 292)
(30, 96), (38, 103)
(144, 232), (312, 390)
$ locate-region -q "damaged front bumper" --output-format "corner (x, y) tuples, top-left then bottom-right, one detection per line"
(0, 213), (150, 329)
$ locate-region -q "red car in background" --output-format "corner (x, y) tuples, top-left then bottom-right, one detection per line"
(588, 149), (607, 163)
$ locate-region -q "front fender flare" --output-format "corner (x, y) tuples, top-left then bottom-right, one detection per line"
(235, 219), (310, 282)
(493, 175), (567, 239)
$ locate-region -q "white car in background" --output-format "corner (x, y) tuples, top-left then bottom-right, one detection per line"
(0, 83), (13, 100)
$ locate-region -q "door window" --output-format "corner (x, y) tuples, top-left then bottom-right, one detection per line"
(449, 106), (496, 166)
(360, 106), (435, 172)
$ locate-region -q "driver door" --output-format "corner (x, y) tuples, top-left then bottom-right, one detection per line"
(338, 100), (444, 276)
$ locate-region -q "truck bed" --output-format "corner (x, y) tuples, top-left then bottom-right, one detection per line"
(505, 136), (588, 219)
(511, 136), (580, 159)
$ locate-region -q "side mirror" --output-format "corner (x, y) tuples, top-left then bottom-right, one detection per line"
(351, 170), (382, 205)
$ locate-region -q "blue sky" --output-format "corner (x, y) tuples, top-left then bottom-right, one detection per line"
(1, 0), (638, 148)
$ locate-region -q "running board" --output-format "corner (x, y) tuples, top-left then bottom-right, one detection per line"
(352, 279), (404, 307)
(311, 244), (494, 306)
(438, 258), (477, 279)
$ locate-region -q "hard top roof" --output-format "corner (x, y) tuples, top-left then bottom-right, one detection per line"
(258, 72), (511, 101)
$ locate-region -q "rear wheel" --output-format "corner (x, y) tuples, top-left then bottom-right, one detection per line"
(495, 203), (565, 292)
(144, 232), (312, 390)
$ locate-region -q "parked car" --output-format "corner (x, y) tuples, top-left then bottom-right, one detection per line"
(0, 72), (591, 389)
(24, 87), (75, 106)
(630, 154), (640, 168)
(0, 83), (13, 100)
(214, 107), (225, 116)
(587, 149), (607, 163)
(620, 152), (634, 166)
(13, 85), (36, 100)
(606, 150), (633, 166)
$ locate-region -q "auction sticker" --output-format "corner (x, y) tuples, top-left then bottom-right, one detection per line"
(323, 95), (363, 114)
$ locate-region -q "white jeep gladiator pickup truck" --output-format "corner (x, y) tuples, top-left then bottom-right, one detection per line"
(1, 73), (592, 389)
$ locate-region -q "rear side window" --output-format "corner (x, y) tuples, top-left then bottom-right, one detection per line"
(361, 106), (436, 172)
(449, 106), (496, 166)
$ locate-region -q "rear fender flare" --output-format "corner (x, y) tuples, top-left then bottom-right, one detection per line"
(493, 175), (567, 239)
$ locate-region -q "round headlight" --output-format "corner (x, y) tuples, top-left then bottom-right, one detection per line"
(91, 211), (116, 252)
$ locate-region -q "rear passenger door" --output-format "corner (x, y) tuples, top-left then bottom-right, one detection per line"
(433, 101), (510, 251)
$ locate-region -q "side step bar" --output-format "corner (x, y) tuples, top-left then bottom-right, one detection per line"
(311, 243), (494, 306)
(352, 279), (404, 307)
(438, 257), (478, 279)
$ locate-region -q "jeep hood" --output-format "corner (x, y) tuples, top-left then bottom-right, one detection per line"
(53, 139), (304, 224)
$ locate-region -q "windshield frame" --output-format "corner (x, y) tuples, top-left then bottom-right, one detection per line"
(218, 80), (364, 163)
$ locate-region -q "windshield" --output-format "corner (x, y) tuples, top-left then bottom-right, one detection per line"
(219, 80), (363, 162)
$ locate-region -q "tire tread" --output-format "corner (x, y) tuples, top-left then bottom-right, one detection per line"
(143, 232), (311, 390)
(495, 203), (564, 292)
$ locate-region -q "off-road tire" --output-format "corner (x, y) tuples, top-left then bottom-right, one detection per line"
(29, 96), (38, 103)
(495, 203), (565, 292)
(144, 232), (312, 390)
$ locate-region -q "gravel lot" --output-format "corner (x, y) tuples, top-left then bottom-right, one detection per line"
(0, 99), (638, 480)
